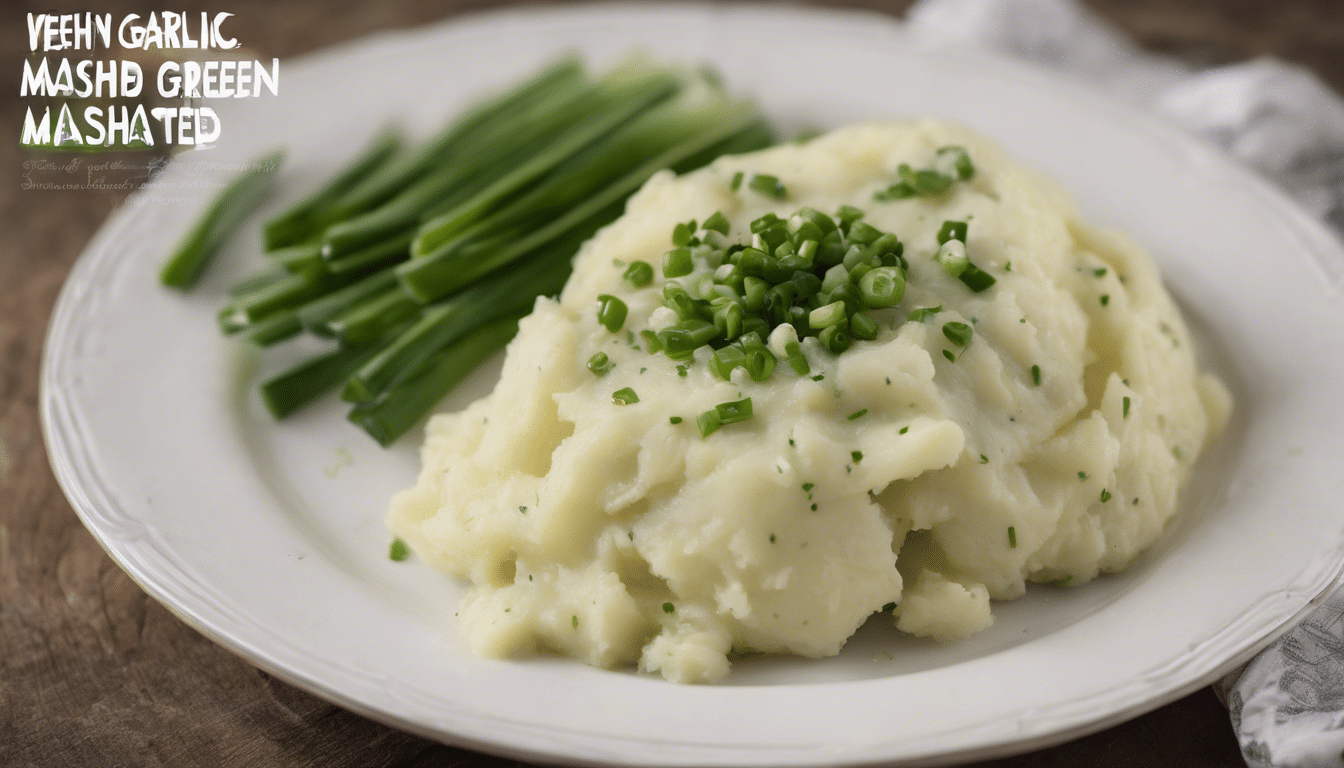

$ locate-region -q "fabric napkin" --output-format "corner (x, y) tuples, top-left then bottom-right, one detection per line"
(900, 1), (1344, 765)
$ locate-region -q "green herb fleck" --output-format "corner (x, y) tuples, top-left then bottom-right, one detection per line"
(588, 352), (614, 377)
(572, 615), (579, 629)
(1100, 489), (1112, 503)
(519, 506), (527, 514)
(1008, 526), (1017, 548)
(979, 454), (988, 464)
(622, 260), (654, 288)
(942, 321), (973, 347)
(899, 426), (909, 435)
(769, 533), (776, 543)
(908, 305), (942, 323)
(748, 174), (787, 199)
(612, 387), (639, 405)
(1123, 396), (1131, 418)
(1077, 471), (1088, 480)
(848, 409), (868, 420)
(1093, 267), (1107, 278)
(1100, 294), (1110, 306)
(389, 538), (409, 561)
(851, 450), (863, 463)
(1031, 364), (1041, 386)
(669, 416), (683, 424)
(662, 602), (675, 614)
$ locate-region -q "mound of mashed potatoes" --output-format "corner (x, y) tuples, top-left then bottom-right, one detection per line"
(388, 121), (1230, 683)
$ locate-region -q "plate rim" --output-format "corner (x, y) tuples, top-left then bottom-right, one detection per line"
(40, 3), (1344, 766)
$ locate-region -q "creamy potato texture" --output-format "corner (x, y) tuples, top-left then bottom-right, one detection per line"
(388, 122), (1230, 683)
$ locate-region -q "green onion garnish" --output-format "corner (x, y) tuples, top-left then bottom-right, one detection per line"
(908, 306), (942, 323)
(716, 397), (753, 424)
(389, 538), (410, 561)
(596, 294), (628, 332)
(1007, 527), (1016, 548)
(697, 409), (721, 436)
(663, 247), (694, 278)
(942, 321), (973, 348)
(588, 351), (613, 376)
(623, 260), (654, 288)
(612, 387), (639, 405)
(937, 220), (968, 244)
(748, 174), (787, 199)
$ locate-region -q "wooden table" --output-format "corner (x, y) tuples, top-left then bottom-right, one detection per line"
(5, 1), (1341, 766)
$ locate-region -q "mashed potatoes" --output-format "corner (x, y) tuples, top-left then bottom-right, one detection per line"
(388, 121), (1229, 683)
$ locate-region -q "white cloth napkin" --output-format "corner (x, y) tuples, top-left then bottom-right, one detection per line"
(901, 1), (1344, 765)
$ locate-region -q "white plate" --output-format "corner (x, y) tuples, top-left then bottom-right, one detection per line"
(43, 4), (1344, 766)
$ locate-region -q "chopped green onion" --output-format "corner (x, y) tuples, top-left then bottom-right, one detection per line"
(898, 163), (952, 196)
(851, 450), (863, 463)
(934, 239), (968, 277)
(672, 221), (697, 247)
(934, 146), (975, 180)
(1007, 527), (1016, 548)
(908, 305), (942, 323)
(588, 352), (614, 376)
(663, 247), (694, 278)
(640, 329), (662, 354)
(1123, 396), (1131, 418)
(958, 263), (997, 293)
(716, 397), (753, 424)
(859, 266), (906, 309)
(596, 294), (628, 332)
(1031, 364), (1041, 386)
(848, 409), (867, 421)
(669, 416), (683, 424)
(849, 312), (879, 341)
(389, 538), (410, 561)
(612, 387), (639, 405)
(809, 301), (847, 330)
(942, 321), (973, 348)
(662, 602), (675, 613)
(697, 408), (722, 436)
(748, 173), (787, 199)
(623, 260), (654, 288)
(1100, 489), (1112, 503)
(819, 325), (850, 354)
(703, 211), (731, 234)
(937, 220), (968, 244)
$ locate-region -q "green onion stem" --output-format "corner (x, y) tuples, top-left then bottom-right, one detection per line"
(347, 315), (522, 446)
(160, 149), (284, 289)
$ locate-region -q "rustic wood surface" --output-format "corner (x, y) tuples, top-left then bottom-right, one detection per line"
(4, 1), (1341, 766)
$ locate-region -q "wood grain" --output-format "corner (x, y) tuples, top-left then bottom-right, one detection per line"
(5, 1), (1339, 766)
